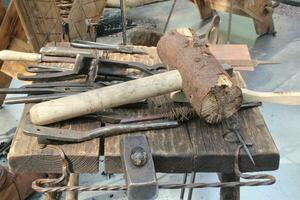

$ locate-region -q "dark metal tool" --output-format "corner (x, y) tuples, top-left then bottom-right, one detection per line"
(17, 55), (160, 81)
(120, 135), (158, 200)
(40, 46), (97, 58)
(71, 40), (146, 54)
(226, 114), (256, 166)
(4, 93), (76, 104)
(17, 55), (95, 81)
(23, 118), (179, 143)
(0, 87), (93, 95)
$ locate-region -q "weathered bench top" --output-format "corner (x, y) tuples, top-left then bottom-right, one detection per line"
(8, 45), (279, 174)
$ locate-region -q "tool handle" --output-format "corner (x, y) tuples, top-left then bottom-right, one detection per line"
(171, 89), (300, 105)
(242, 89), (300, 105)
(30, 70), (183, 125)
(0, 50), (41, 62)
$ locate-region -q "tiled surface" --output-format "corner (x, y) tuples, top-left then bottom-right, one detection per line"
(0, 1), (300, 199)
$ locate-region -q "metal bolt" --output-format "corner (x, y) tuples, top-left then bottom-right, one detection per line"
(130, 146), (148, 167)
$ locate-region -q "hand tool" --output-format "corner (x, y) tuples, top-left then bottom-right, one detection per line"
(120, 135), (158, 200)
(4, 93), (78, 104)
(71, 40), (146, 54)
(17, 54), (95, 81)
(226, 114), (256, 166)
(23, 119), (179, 143)
(17, 55), (159, 81)
(40, 46), (98, 58)
(29, 29), (244, 125)
(170, 88), (300, 105)
(25, 64), (67, 73)
(0, 50), (76, 63)
(0, 87), (94, 95)
(20, 81), (102, 88)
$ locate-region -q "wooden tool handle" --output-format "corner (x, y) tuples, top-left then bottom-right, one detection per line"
(171, 89), (300, 105)
(0, 50), (41, 62)
(242, 89), (300, 105)
(30, 70), (182, 125)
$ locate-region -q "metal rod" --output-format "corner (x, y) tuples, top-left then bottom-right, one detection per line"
(187, 172), (196, 200)
(226, 0), (234, 43)
(120, 0), (127, 44)
(163, 0), (177, 33)
(233, 128), (256, 166)
(180, 173), (188, 200)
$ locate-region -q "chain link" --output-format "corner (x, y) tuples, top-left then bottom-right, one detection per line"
(32, 145), (275, 193)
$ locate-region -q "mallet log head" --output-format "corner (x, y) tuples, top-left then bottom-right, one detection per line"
(157, 29), (243, 124)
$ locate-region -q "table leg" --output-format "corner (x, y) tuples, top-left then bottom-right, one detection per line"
(218, 173), (240, 200)
(66, 173), (79, 200)
(0, 71), (11, 106)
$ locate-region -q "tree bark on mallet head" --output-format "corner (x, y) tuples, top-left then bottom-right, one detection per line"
(157, 29), (243, 124)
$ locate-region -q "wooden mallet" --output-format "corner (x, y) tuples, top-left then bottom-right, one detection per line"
(29, 29), (243, 125)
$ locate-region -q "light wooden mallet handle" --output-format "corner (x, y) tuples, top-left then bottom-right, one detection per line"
(0, 50), (41, 62)
(30, 70), (183, 125)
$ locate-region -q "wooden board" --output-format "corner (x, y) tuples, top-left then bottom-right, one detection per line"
(209, 44), (254, 71)
(14, 0), (62, 52)
(14, 0), (107, 51)
(104, 72), (279, 173)
(8, 105), (100, 174)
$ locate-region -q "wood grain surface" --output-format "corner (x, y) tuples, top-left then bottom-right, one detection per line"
(105, 72), (279, 173)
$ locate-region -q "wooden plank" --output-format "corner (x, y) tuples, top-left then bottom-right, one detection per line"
(209, 44), (254, 71)
(14, 0), (62, 51)
(8, 105), (100, 174)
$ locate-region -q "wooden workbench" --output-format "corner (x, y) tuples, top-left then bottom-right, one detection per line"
(8, 72), (279, 175)
(7, 45), (279, 200)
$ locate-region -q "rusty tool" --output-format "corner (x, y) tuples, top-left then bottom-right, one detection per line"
(0, 50), (76, 63)
(0, 87), (94, 95)
(23, 119), (179, 143)
(121, 135), (158, 200)
(4, 93), (77, 105)
(226, 114), (255, 166)
(71, 40), (145, 54)
(17, 55), (160, 81)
